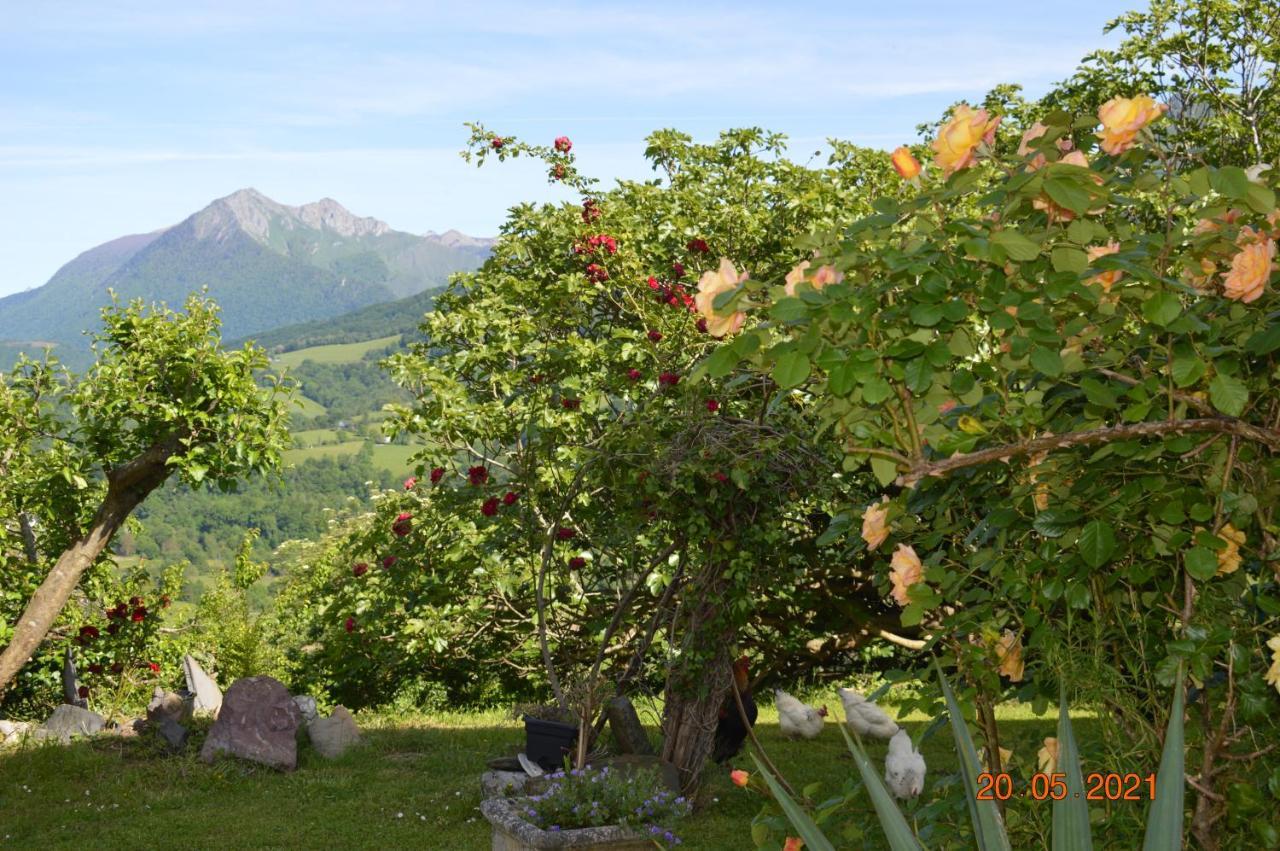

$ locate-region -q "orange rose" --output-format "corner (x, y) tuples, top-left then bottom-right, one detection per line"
(1086, 241), (1123, 291)
(891, 146), (921, 180)
(1096, 95), (1166, 155)
(784, 260), (843, 297)
(889, 544), (924, 607)
(783, 839), (805, 851)
(695, 258), (749, 337)
(1194, 208), (1242, 235)
(730, 769), (750, 787)
(931, 104), (1001, 176)
(1222, 228), (1275, 303)
(1216, 524), (1246, 576)
(995, 630), (1024, 681)
(861, 497), (890, 551)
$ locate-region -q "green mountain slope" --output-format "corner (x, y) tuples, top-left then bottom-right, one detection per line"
(243, 286), (444, 352)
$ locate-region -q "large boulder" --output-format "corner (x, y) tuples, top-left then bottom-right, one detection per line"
(307, 705), (360, 759)
(183, 656), (223, 716)
(199, 676), (302, 771)
(40, 704), (105, 741)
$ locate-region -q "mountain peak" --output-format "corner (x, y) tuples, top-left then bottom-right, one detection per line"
(192, 189), (390, 243)
(423, 228), (495, 250)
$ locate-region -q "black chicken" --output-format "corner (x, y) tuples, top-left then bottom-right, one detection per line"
(712, 655), (757, 763)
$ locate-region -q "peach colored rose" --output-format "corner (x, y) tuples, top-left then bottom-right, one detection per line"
(695, 258), (749, 337)
(1222, 228), (1275, 303)
(1087, 241), (1123, 292)
(1267, 635), (1280, 695)
(995, 630), (1025, 681)
(730, 769), (750, 787)
(1096, 95), (1166, 155)
(1018, 122), (1049, 170)
(931, 104), (1001, 176)
(1027, 444), (1051, 511)
(1037, 737), (1059, 773)
(891, 146), (921, 180)
(784, 260), (843, 296)
(1217, 524), (1246, 576)
(783, 839), (804, 851)
(861, 497), (890, 551)
(889, 544), (923, 607)
(1194, 208), (1242, 235)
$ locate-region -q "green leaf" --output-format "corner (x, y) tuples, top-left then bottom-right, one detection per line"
(910, 303), (943, 327)
(992, 230), (1041, 262)
(862, 377), (892, 405)
(1030, 346), (1064, 378)
(1141, 292), (1181, 327)
(1171, 349), (1205, 388)
(1052, 246), (1089, 274)
(1035, 509), (1082, 538)
(703, 344), (739, 379)
(1245, 181), (1277, 214)
(1052, 694), (1092, 851)
(1211, 166), (1250, 200)
(1208, 373), (1248, 417)
(1245, 324), (1280, 355)
(1184, 546), (1219, 581)
(1077, 520), (1117, 567)
(948, 328), (976, 357)
(748, 751), (838, 851)
(1142, 664), (1185, 851)
(871, 456), (899, 486)
(827, 359), (858, 397)
(937, 664), (1012, 851)
(1043, 178), (1092, 216)
(773, 351), (811, 389)
(904, 358), (933, 393)
(770, 297), (808, 322)
(837, 726), (924, 850)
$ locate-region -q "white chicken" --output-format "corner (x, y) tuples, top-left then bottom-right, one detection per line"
(884, 729), (927, 799)
(838, 687), (900, 739)
(773, 689), (828, 739)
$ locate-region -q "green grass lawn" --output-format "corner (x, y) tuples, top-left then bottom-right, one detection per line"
(273, 335), (401, 368)
(0, 700), (1102, 850)
(283, 440), (422, 476)
(287, 394), (327, 418)
(291, 428), (342, 448)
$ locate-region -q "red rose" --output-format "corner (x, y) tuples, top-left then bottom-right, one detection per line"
(556, 527), (577, 540)
(568, 556), (586, 569)
(706, 399), (720, 412)
(585, 263), (609, 283)
(627, 369), (642, 382)
(468, 465), (489, 485)
(686, 238), (709, 253)
(78, 686), (90, 699)
(345, 617), (356, 633)
(353, 562), (369, 577)
(491, 137), (504, 149)
(106, 623), (120, 636)
(713, 471), (729, 483)
(430, 466), (446, 483)
(382, 555), (398, 568)
(696, 318), (709, 333)
(554, 136), (573, 153)
(392, 512), (413, 537)
(107, 604), (126, 620)
(481, 497), (500, 517)
(672, 262), (685, 278)
(581, 199), (601, 222)
(502, 491), (519, 506)
(404, 477), (417, 490)
(79, 625), (100, 640)
(131, 606), (147, 622)
(128, 596), (142, 607)
(658, 372), (680, 387)
(110, 662), (124, 674)
(646, 276), (659, 290)
(147, 662), (160, 673)
(561, 398), (581, 411)
(551, 163), (566, 180)
(88, 663), (104, 675)
(647, 330), (663, 343)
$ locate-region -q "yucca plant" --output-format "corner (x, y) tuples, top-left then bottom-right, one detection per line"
(755, 662), (1187, 849)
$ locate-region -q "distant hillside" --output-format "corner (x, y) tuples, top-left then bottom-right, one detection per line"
(243, 285), (447, 353)
(0, 189), (491, 367)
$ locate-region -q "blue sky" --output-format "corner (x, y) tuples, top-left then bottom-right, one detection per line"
(0, 1), (1133, 297)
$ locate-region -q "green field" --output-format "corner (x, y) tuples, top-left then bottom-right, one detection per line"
(288, 394), (327, 418)
(274, 335), (401, 368)
(283, 440), (423, 475)
(291, 428), (341, 448)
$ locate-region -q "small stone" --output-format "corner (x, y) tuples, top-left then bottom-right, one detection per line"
(200, 676), (302, 771)
(157, 718), (189, 750)
(40, 705), (105, 741)
(146, 688), (194, 727)
(606, 696), (654, 755)
(307, 705), (360, 759)
(0, 719), (32, 744)
(183, 656), (223, 716)
(481, 770), (545, 799)
(292, 695), (318, 723)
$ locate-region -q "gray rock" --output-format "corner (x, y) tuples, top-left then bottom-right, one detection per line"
(199, 676), (302, 771)
(0, 719), (32, 743)
(481, 769), (546, 799)
(157, 718), (189, 750)
(40, 704), (105, 741)
(183, 656), (222, 716)
(307, 705), (360, 759)
(605, 696), (654, 755)
(292, 695), (318, 723)
(62, 648), (86, 709)
(146, 688), (194, 726)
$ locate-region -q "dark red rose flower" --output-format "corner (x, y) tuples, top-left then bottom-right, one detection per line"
(686, 238), (709, 253)
(107, 604), (126, 620)
(554, 136), (573, 153)
(696, 318), (709, 333)
(551, 163), (566, 180)
(502, 491), (519, 506)
(110, 662), (124, 674)
(706, 399), (720, 412)
(129, 596), (142, 607)
(345, 617), (356, 633)
(430, 466), (446, 483)
(382, 555), (398, 569)
(491, 137), (504, 149)
(147, 662), (160, 673)
(392, 512), (413, 537)
(556, 526), (577, 540)
(404, 476), (416, 490)
(88, 663), (104, 675)
(647, 276), (660, 290)
(647, 330), (663, 343)
(130, 606), (147, 622)
(106, 623), (120, 636)
(626, 368), (642, 381)
(671, 262), (685, 278)
(481, 497), (500, 517)
(585, 263), (609, 283)
(353, 562), (369, 578)
(561, 398), (581, 411)
(78, 686), (90, 699)
(79, 625), (100, 640)
(713, 471), (729, 483)
(568, 556), (587, 569)
(468, 465), (489, 485)
(658, 372), (680, 387)
(581, 199), (601, 222)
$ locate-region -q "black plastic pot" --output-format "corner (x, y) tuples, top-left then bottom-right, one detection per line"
(523, 715), (578, 771)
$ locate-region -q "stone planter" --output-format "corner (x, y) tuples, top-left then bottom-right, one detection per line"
(480, 798), (652, 850)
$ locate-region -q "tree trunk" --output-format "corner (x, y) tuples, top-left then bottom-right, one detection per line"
(0, 437), (179, 697)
